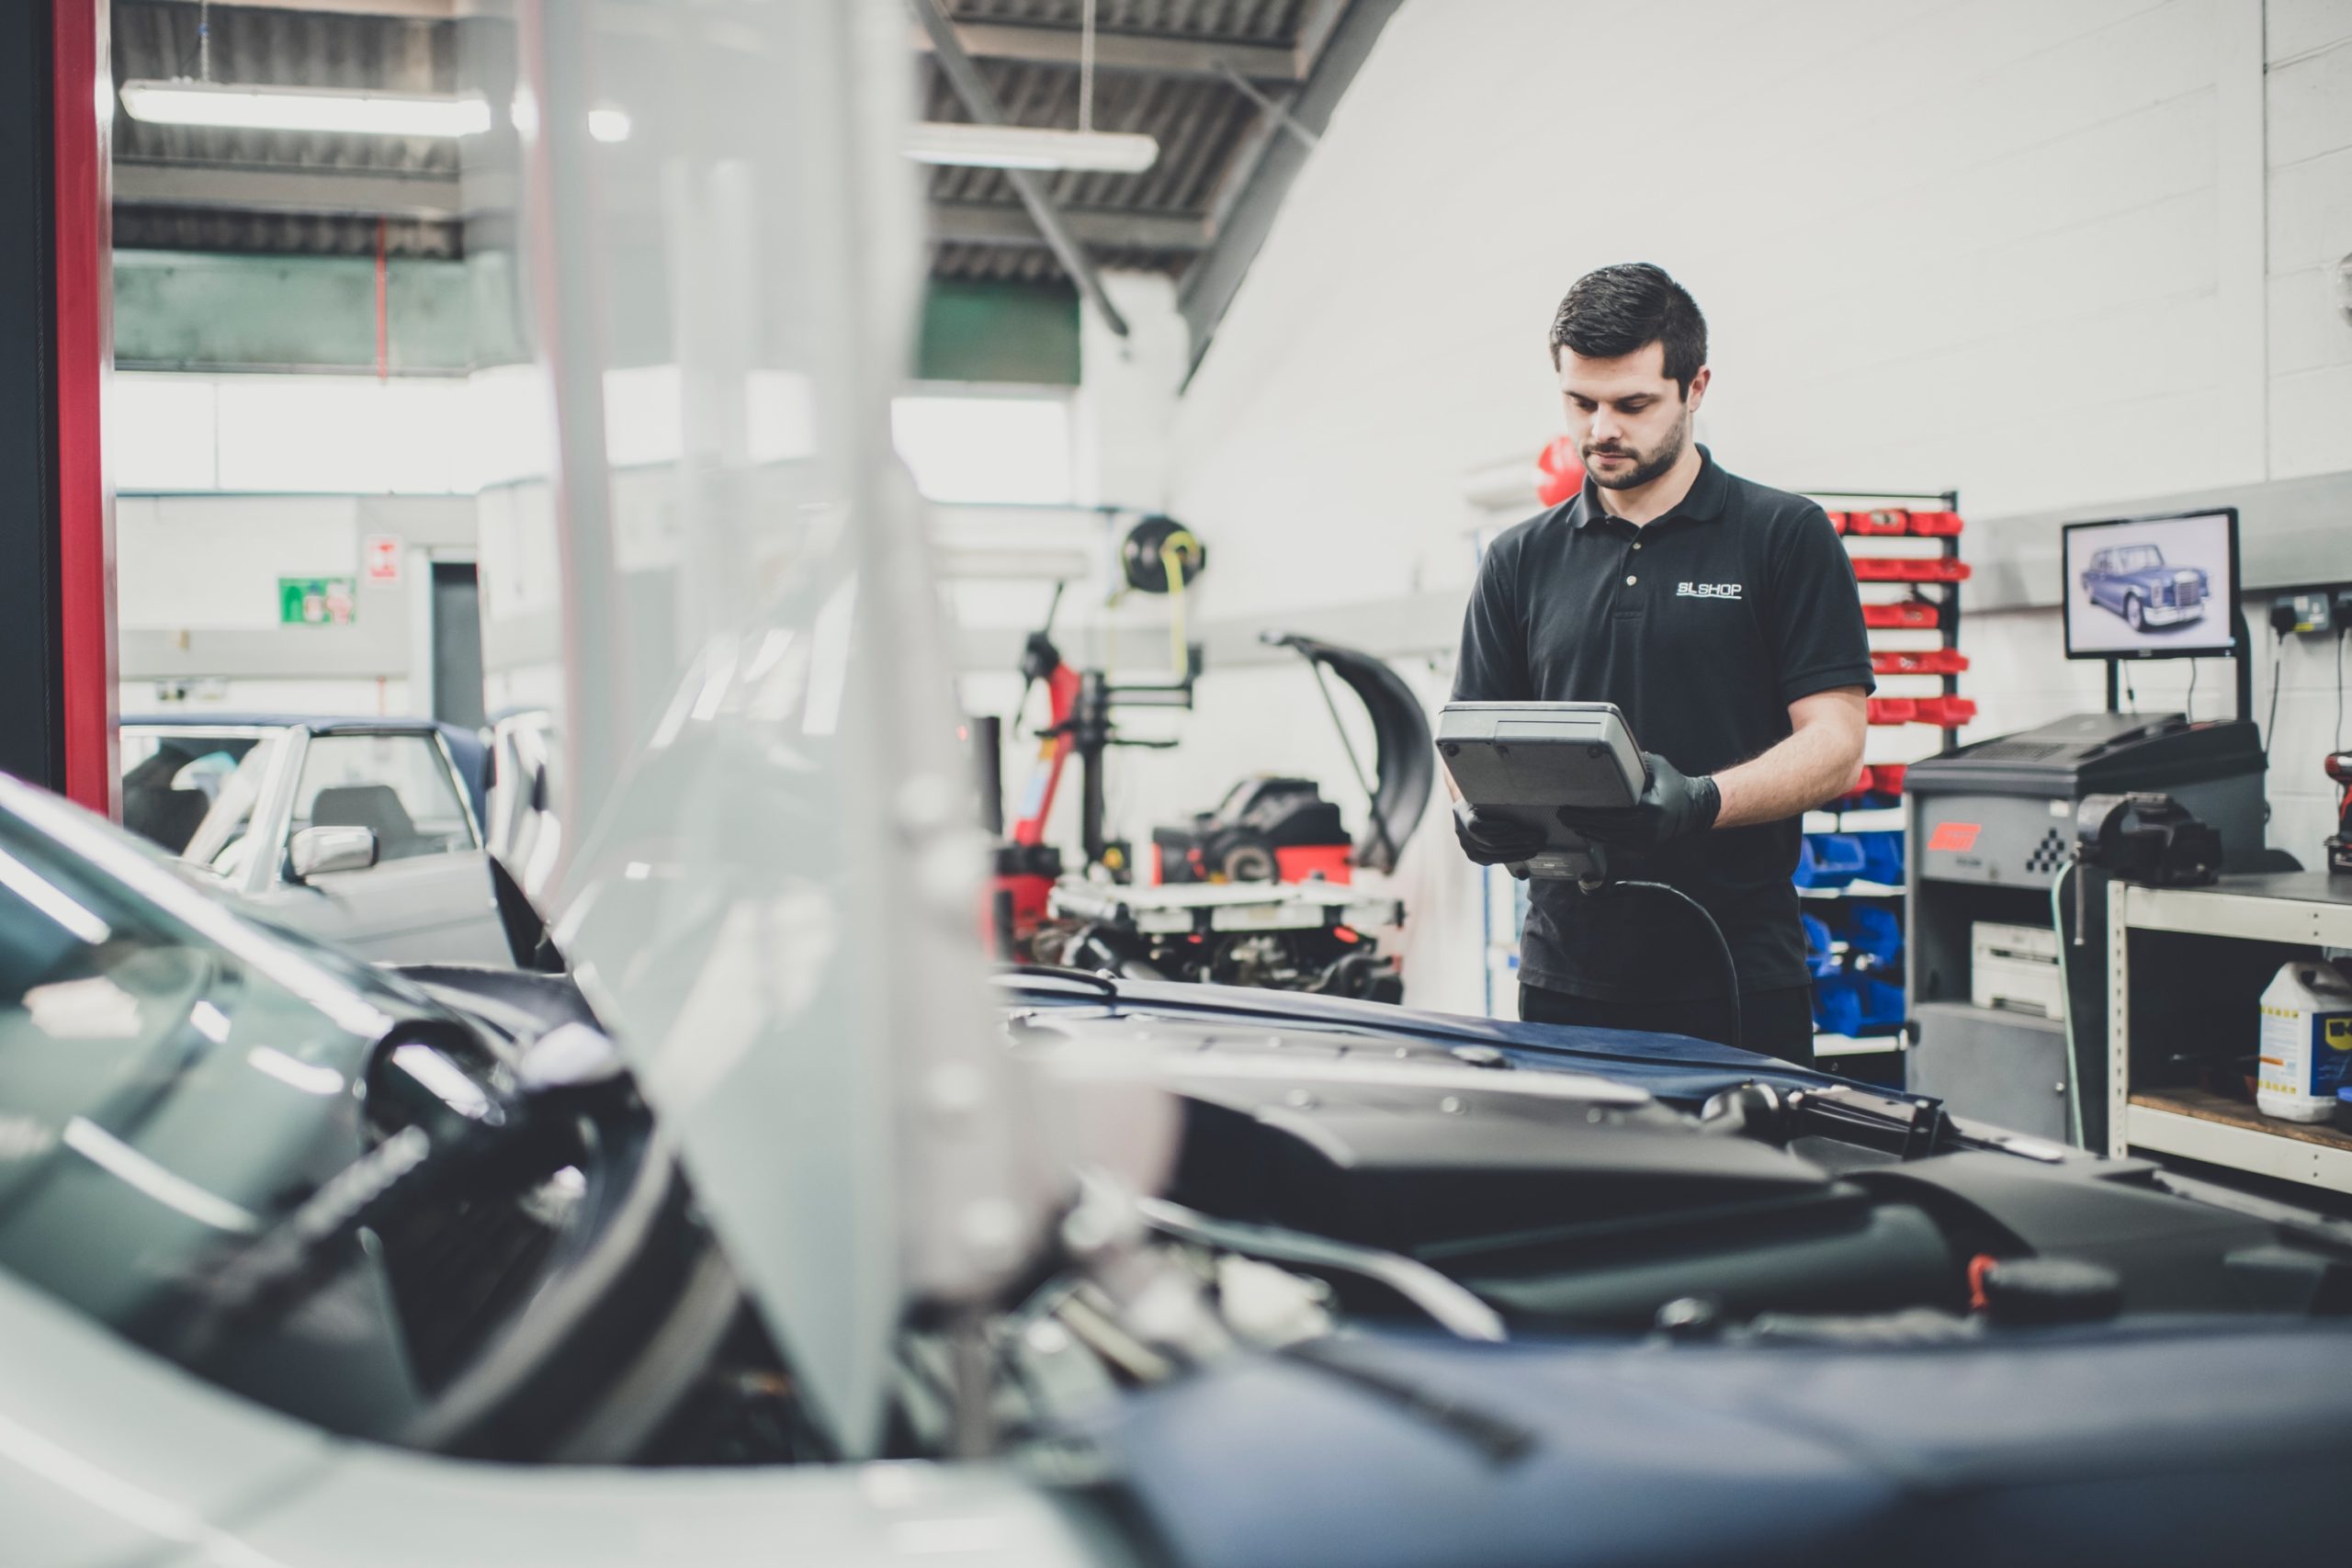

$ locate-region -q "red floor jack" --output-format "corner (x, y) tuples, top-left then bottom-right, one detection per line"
(2328, 751), (2352, 874)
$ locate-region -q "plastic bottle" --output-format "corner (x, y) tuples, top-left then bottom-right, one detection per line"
(2256, 961), (2352, 1123)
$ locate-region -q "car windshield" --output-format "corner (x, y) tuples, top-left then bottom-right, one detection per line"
(2107, 545), (2164, 572)
(0, 813), (225, 1182)
(180, 730), (290, 877)
(119, 729), (267, 856)
(0, 788), (557, 1441)
(291, 733), (478, 860)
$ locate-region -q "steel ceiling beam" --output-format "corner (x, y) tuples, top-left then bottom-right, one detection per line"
(1181, 0), (1400, 380)
(930, 200), (1204, 252)
(909, 0), (1127, 337)
(912, 20), (1299, 81)
(189, 0), (469, 16)
(109, 169), (1212, 256)
(112, 160), (466, 220)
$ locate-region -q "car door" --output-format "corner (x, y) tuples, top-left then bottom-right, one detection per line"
(244, 730), (509, 964)
(2086, 551), (2120, 610)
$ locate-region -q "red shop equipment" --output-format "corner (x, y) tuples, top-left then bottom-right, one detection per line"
(1534, 436), (1585, 507)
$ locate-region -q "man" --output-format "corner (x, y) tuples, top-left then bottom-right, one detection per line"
(1449, 263), (1872, 1066)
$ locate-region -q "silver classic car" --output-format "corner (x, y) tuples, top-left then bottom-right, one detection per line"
(119, 715), (512, 965)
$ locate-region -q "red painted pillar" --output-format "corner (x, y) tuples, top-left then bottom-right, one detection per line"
(52, 0), (115, 818)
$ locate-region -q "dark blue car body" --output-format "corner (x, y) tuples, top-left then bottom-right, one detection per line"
(1001, 973), (2352, 1567)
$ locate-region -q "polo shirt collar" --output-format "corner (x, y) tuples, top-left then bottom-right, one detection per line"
(1570, 444), (1727, 529)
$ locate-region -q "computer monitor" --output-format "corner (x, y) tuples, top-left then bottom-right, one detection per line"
(2063, 507), (2240, 661)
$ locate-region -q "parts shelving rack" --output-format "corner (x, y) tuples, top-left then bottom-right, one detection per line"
(1804, 488), (1966, 1071)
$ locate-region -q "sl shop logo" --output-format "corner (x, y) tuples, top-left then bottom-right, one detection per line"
(1676, 581), (1744, 600)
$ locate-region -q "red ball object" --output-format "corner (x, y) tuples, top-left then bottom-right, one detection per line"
(1534, 436), (1585, 507)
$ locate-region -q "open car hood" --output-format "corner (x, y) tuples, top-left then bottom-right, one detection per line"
(1262, 633), (1434, 874)
(487, 1), (1068, 1459)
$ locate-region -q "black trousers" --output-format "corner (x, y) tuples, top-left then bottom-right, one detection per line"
(1519, 981), (1816, 1070)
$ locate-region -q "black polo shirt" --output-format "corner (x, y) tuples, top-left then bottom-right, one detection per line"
(1452, 446), (1874, 1000)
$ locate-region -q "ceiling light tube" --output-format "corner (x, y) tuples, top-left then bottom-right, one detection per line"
(903, 121), (1159, 174)
(119, 80), (492, 139)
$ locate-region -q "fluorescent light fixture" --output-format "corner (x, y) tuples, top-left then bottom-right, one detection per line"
(588, 106), (633, 143)
(119, 80), (492, 139)
(903, 121), (1158, 174)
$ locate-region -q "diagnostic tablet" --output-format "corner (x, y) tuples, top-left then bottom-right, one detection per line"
(1436, 701), (1648, 880)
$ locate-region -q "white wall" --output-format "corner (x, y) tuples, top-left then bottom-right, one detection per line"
(1127, 0), (2352, 1014)
(114, 492), (466, 719)
(111, 358), (1070, 723)
(1171, 0), (2351, 617)
(2268, 1), (2352, 475)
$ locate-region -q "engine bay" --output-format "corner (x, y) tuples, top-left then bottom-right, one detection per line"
(999, 1000), (2352, 1354)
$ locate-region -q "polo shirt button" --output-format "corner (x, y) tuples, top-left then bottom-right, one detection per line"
(1631, 542), (1642, 550)
(1625, 574), (1638, 586)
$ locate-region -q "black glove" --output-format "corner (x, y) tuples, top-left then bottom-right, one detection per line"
(1453, 801), (1547, 866)
(1555, 751), (1721, 850)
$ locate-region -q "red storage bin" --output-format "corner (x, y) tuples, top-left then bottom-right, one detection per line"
(1848, 508), (1912, 536)
(1913, 696), (1978, 728)
(1852, 558), (1973, 583)
(1905, 510), (1964, 536)
(1824, 510), (1849, 535)
(1862, 602), (1939, 629)
(1867, 698), (1918, 725)
(1871, 762), (1908, 795)
(1871, 648), (1970, 676)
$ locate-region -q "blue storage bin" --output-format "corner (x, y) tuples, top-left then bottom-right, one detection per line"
(1812, 973), (1862, 1035)
(1793, 833), (1867, 889)
(1843, 906), (1904, 965)
(1813, 968), (1905, 1037)
(1857, 829), (1905, 886)
(1801, 913), (1838, 977)
(1853, 974), (1905, 1030)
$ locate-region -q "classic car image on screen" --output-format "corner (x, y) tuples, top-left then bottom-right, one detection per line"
(2082, 543), (2208, 630)
(2063, 509), (2239, 660)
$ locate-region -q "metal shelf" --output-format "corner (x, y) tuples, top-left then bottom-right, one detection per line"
(2109, 874), (2352, 1195)
(2116, 874), (2352, 949)
(1805, 486), (1957, 1080)
(2126, 1100), (2352, 1194)
(1814, 1032), (1905, 1058)
(1802, 808), (1904, 834)
(1797, 880), (1904, 900)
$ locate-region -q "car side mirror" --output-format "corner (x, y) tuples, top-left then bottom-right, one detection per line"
(290, 825), (378, 881)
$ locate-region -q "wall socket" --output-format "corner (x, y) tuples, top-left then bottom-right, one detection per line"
(2275, 591), (2335, 636)
(2271, 588), (2352, 637)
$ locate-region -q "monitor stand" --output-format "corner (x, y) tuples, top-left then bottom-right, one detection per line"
(2103, 605), (2255, 722)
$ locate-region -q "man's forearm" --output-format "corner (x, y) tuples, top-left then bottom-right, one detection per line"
(1711, 691), (1869, 829)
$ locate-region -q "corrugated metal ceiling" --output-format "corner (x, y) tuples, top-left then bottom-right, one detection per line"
(109, 0), (1327, 285)
(113, 2), (458, 176)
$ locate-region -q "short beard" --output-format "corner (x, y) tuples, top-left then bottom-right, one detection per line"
(1584, 410), (1690, 491)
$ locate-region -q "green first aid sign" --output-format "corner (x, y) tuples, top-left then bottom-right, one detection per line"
(279, 577), (357, 626)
